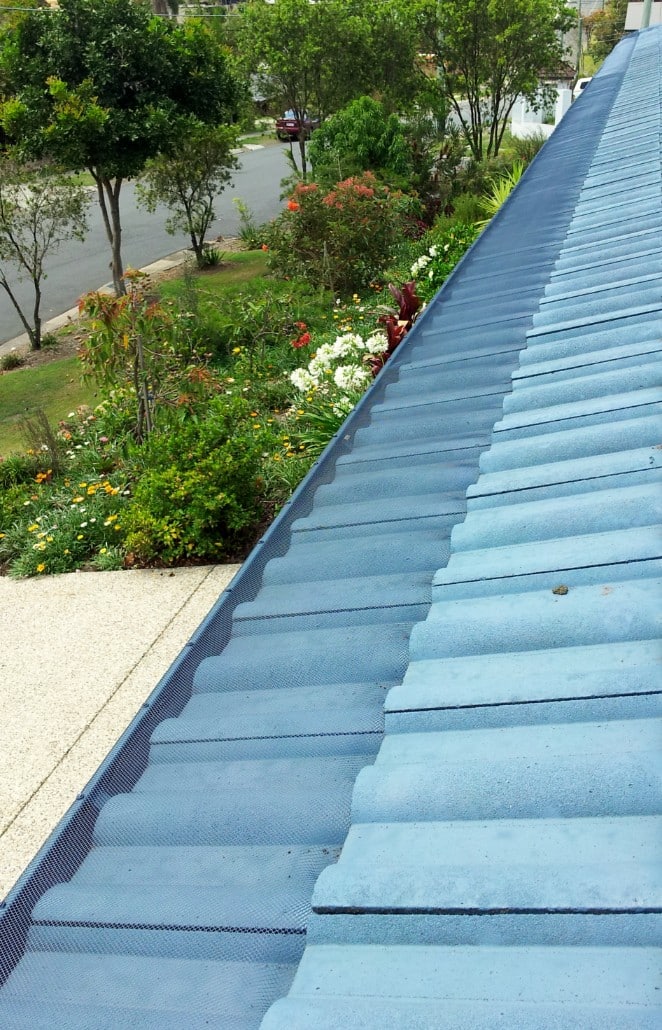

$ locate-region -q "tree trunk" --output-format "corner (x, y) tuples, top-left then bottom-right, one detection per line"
(191, 233), (205, 268)
(297, 135), (308, 180)
(32, 279), (42, 350)
(0, 276), (37, 350)
(94, 173), (126, 296)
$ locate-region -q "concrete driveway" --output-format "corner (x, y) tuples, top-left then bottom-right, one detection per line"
(0, 562), (239, 899)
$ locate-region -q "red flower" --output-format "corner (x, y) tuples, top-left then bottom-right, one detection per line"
(287, 199), (300, 212)
(291, 331), (311, 349)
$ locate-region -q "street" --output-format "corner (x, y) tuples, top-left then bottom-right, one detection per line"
(0, 144), (291, 345)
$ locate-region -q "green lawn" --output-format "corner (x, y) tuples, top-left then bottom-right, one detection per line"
(0, 357), (98, 457)
(158, 250), (270, 303)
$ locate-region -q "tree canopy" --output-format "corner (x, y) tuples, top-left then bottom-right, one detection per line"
(438, 0), (574, 159)
(583, 0), (628, 69)
(0, 156), (89, 349)
(0, 0), (240, 293)
(308, 96), (412, 188)
(236, 0), (427, 177)
(137, 123), (239, 268)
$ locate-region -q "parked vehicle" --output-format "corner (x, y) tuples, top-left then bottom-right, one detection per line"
(572, 77), (592, 100)
(275, 110), (320, 142)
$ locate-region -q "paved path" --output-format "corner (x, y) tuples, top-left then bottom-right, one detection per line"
(0, 563), (239, 900)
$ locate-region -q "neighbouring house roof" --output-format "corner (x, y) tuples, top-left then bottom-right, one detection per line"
(0, 25), (660, 1029)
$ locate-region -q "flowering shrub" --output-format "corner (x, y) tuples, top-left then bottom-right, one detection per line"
(0, 407), (128, 577)
(290, 331), (382, 406)
(287, 330), (385, 454)
(265, 173), (407, 294)
(79, 271), (221, 442)
(410, 222), (480, 302)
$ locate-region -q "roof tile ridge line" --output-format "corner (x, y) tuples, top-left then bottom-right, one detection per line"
(421, 40), (648, 606)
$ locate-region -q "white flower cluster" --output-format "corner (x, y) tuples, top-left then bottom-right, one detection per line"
(289, 331), (384, 397)
(410, 241), (454, 281)
(410, 243), (438, 278)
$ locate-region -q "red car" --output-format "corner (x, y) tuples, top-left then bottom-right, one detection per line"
(275, 110), (320, 142)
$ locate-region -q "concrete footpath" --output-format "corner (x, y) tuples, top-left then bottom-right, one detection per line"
(0, 562), (239, 899)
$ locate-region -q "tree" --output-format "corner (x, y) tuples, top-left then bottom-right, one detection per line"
(136, 123), (239, 268)
(438, 0), (574, 160)
(583, 0), (628, 69)
(0, 0), (239, 294)
(0, 0), (41, 31)
(236, 0), (426, 179)
(0, 156), (89, 350)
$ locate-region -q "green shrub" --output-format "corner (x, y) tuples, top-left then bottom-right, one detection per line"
(0, 451), (41, 487)
(510, 131), (548, 164)
(477, 162), (525, 229)
(308, 96), (412, 189)
(0, 350), (25, 371)
(199, 245), (224, 268)
(410, 222), (480, 303)
(445, 191), (484, 225)
(122, 395), (270, 565)
(233, 198), (265, 249)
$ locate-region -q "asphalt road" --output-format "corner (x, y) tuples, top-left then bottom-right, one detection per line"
(0, 144), (291, 345)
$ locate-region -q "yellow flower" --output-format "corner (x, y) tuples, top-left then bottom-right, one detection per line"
(99, 548), (107, 555)
(77, 534), (84, 540)
(36, 563), (45, 573)
(27, 524), (39, 532)
(232, 347), (241, 354)
(79, 482), (87, 488)
(252, 423), (261, 429)
(72, 496), (84, 503)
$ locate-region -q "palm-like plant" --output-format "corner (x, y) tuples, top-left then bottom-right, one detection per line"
(476, 161), (525, 229)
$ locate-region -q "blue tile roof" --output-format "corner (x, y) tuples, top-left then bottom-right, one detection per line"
(262, 27), (662, 1030)
(0, 25), (660, 1028)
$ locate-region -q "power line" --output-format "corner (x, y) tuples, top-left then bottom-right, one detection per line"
(0, 4), (233, 13)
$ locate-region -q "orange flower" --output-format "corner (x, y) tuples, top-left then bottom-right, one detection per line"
(261, 243), (269, 251)
(287, 199), (300, 212)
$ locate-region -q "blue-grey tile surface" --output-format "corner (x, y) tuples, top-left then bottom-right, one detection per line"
(1, 26), (660, 1029)
(262, 27), (662, 1030)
